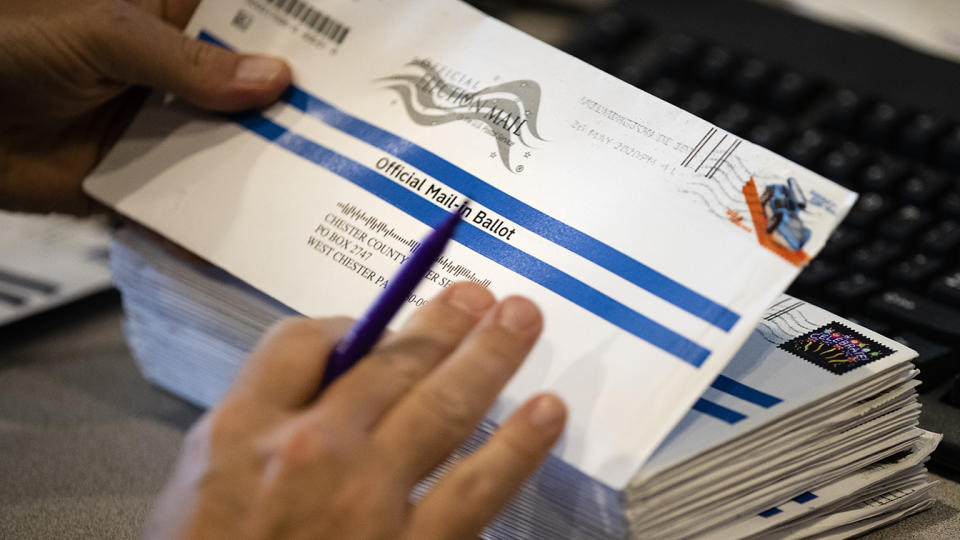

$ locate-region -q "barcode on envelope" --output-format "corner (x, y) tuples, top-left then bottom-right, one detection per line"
(264, 0), (350, 45)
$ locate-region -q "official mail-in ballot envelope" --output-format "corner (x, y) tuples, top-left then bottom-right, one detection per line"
(85, 0), (855, 488)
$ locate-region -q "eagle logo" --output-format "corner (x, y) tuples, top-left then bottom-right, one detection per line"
(379, 60), (546, 172)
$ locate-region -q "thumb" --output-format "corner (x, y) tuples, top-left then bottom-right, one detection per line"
(92, 3), (291, 111)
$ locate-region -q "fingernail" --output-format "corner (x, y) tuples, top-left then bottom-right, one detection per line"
(446, 283), (495, 315)
(496, 297), (541, 334)
(235, 56), (286, 83)
(527, 394), (566, 432)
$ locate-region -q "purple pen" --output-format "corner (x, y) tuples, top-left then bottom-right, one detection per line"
(320, 206), (464, 387)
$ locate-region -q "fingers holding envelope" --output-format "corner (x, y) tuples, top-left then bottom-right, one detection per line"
(316, 281), (497, 431)
(406, 393), (567, 539)
(150, 284), (566, 540)
(373, 295), (549, 483)
(277, 287), (564, 538)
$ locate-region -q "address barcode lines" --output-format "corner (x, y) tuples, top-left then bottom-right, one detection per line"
(265, 0), (350, 45)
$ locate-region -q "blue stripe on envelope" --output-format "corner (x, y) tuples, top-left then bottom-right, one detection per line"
(692, 398), (746, 424)
(758, 492), (816, 519)
(759, 507), (782, 518)
(234, 114), (711, 366)
(197, 31), (740, 333)
(710, 375), (783, 408)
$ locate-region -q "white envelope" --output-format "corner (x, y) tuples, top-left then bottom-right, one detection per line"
(85, 0), (855, 488)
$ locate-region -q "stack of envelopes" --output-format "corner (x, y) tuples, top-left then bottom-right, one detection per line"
(111, 227), (939, 539)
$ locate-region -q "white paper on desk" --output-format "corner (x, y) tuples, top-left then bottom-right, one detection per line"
(0, 211), (112, 325)
(84, 0), (854, 488)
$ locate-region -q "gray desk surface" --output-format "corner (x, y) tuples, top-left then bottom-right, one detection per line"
(1, 294), (959, 538)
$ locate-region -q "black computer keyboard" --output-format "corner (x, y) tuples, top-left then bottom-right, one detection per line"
(473, 0), (960, 473)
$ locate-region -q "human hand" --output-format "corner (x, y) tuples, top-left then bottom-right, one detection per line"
(0, 0), (291, 215)
(145, 282), (566, 539)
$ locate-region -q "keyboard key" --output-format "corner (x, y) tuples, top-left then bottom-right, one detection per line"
(937, 125), (960, 172)
(879, 205), (933, 241)
(747, 116), (791, 150)
(821, 226), (864, 259)
(792, 259), (840, 292)
(816, 88), (864, 133)
(827, 273), (880, 307)
(615, 63), (651, 88)
(730, 58), (771, 101)
(845, 192), (891, 227)
(712, 102), (754, 136)
(858, 155), (908, 192)
(900, 170), (950, 205)
(696, 46), (735, 88)
(921, 220), (960, 256)
(893, 332), (956, 393)
(858, 101), (901, 147)
(940, 189), (960, 217)
(655, 34), (700, 76)
(888, 253), (944, 288)
(849, 239), (902, 273)
(817, 141), (867, 185)
(783, 128), (828, 166)
(681, 90), (720, 118)
(898, 113), (944, 160)
(768, 71), (815, 114)
(647, 76), (684, 104)
(847, 314), (894, 336)
(615, 45), (656, 87)
(565, 9), (633, 59)
(591, 11), (630, 41)
(930, 270), (960, 309)
(869, 290), (960, 344)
